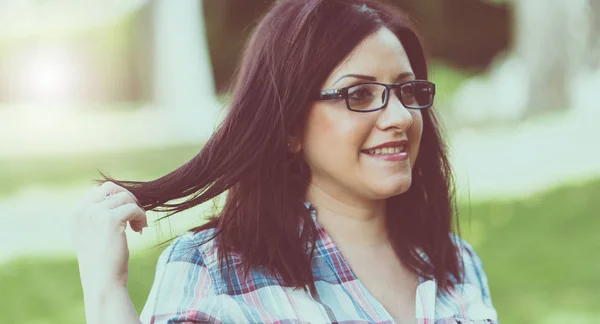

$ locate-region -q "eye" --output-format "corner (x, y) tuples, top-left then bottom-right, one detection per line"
(395, 81), (434, 108)
(348, 84), (375, 100)
(393, 83), (413, 105)
(346, 84), (383, 111)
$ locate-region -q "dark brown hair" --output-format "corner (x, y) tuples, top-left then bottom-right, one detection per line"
(100, 0), (461, 295)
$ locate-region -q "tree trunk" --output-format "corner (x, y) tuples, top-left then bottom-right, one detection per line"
(514, 0), (571, 117)
(152, 0), (220, 141)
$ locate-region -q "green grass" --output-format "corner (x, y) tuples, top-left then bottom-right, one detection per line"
(0, 143), (204, 197)
(1, 178), (599, 323)
(0, 251), (163, 323)
(459, 179), (600, 323)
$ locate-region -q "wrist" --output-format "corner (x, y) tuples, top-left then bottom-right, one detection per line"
(83, 281), (127, 301)
(83, 284), (133, 324)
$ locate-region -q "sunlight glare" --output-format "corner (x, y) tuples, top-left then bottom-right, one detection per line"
(14, 46), (82, 104)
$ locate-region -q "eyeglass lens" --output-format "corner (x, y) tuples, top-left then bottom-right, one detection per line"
(346, 82), (433, 111)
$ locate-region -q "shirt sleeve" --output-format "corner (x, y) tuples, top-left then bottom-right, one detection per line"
(139, 233), (222, 324)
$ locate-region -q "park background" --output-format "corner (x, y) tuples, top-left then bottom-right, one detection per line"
(0, 0), (599, 323)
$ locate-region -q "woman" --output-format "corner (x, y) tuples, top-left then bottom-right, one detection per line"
(69, 0), (499, 323)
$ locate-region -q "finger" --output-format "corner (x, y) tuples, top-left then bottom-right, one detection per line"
(94, 181), (141, 206)
(90, 181), (119, 203)
(112, 203), (148, 232)
(70, 184), (108, 222)
(78, 182), (107, 206)
(100, 191), (135, 210)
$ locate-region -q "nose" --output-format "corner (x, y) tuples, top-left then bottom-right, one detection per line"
(375, 91), (413, 132)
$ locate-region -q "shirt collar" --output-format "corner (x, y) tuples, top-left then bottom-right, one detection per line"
(303, 200), (429, 285)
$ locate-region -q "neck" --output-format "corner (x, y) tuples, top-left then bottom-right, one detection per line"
(305, 182), (389, 247)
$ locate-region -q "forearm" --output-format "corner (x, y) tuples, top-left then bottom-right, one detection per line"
(83, 285), (140, 324)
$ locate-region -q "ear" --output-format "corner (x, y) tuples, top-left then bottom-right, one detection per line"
(286, 126), (303, 153)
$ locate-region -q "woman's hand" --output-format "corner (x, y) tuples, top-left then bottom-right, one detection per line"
(68, 181), (148, 294)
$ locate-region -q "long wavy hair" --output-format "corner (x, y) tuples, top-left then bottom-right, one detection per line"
(100, 0), (461, 295)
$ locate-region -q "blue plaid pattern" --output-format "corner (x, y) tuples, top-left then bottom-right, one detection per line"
(140, 202), (499, 323)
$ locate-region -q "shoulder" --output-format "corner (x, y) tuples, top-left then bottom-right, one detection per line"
(448, 233), (495, 305)
(140, 228), (224, 323)
(151, 228), (221, 290)
(449, 234), (487, 283)
(161, 228), (219, 264)
(163, 228), (216, 262)
(160, 228), (280, 294)
(449, 234), (487, 285)
(450, 234), (480, 268)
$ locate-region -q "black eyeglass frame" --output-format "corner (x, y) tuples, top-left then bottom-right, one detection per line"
(316, 80), (436, 112)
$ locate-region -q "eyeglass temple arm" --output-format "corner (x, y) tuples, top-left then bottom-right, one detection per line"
(317, 89), (343, 100)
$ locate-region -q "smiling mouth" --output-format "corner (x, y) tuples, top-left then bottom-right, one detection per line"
(362, 145), (406, 155)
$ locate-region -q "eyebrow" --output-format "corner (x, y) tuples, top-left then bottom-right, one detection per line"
(333, 72), (415, 86)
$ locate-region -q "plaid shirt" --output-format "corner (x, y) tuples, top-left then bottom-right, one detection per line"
(140, 202), (499, 323)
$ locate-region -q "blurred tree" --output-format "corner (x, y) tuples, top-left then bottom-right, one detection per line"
(588, 0), (600, 70)
(513, 0), (599, 117)
(514, 0), (570, 116)
(450, 0), (600, 123)
(131, 3), (155, 103)
(203, 0), (273, 93)
(389, 0), (511, 70)
(202, 0), (511, 93)
(148, 0), (220, 140)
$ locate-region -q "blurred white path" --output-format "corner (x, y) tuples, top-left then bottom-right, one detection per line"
(0, 105), (224, 158)
(0, 185), (212, 265)
(451, 107), (600, 201)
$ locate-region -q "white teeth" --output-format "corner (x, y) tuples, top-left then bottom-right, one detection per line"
(365, 145), (406, 155)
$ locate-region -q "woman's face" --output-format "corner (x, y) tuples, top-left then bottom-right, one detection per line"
(300, 27), (423, 204)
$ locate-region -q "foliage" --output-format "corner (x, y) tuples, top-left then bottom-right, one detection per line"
(393, 0), (512, 69)
(202, 0), (511, 92)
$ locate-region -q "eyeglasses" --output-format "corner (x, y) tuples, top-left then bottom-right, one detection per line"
(316, 80), (436, 112)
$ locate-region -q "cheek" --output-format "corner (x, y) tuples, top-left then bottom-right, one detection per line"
(409, 111), (424, 161)
(302, 104), (369, 167)
(302, 105), (340, 170)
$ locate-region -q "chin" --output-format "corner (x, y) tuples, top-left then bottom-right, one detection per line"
(370, 179), (412, 199)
